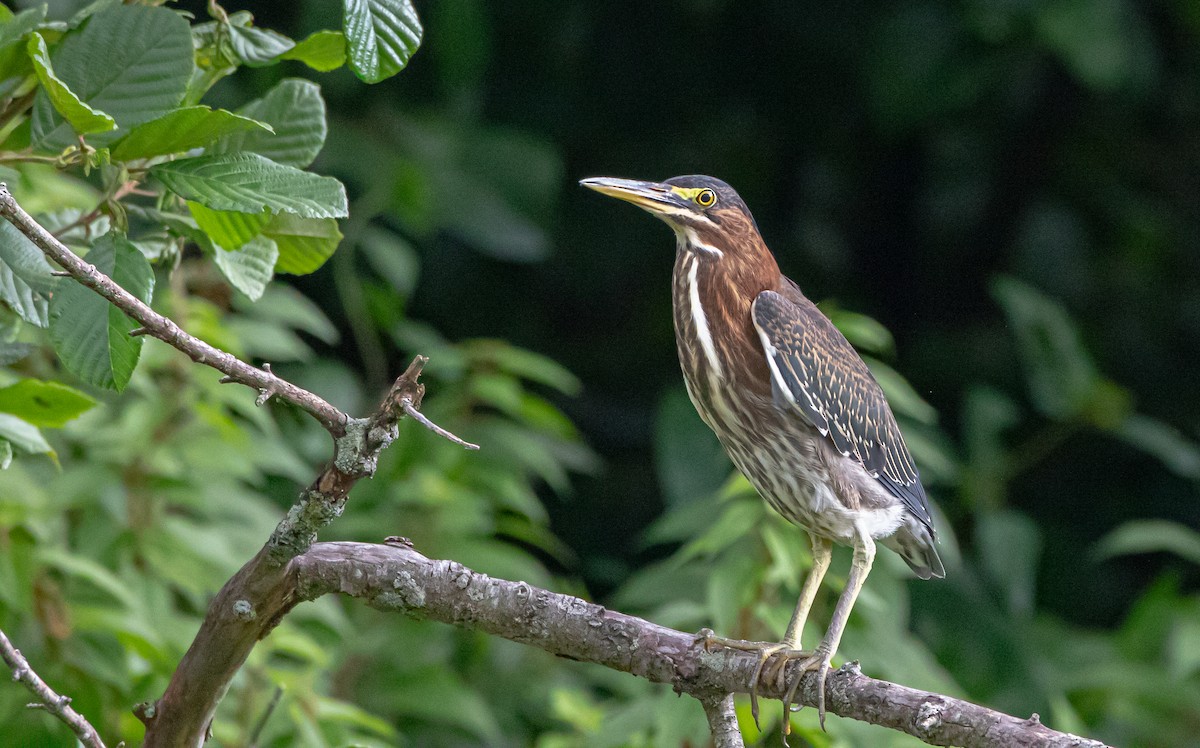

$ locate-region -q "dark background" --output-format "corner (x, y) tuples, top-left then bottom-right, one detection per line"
(245, 0), (1200, 626)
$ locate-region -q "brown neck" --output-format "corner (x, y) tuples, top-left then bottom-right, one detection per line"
(670, 216), (778, 397)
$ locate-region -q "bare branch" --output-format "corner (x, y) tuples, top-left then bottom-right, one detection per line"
(700, 693), (745, 748)
(0, 184), (350, 436)
(290, 542), (1113, 748)
(402, 399), (480, 449)
(140, 358), (445, 746)
(0, 628), (108, 748)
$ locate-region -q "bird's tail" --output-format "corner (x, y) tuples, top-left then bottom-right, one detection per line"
(883, 520), (945, 580)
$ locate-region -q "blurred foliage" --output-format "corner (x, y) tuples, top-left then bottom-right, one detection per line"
(3, 0), (1200, 747)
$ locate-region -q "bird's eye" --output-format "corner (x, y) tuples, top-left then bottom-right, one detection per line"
(695, 189), (716, 207)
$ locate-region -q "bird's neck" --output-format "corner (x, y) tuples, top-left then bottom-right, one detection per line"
(670, 230), (777, 395)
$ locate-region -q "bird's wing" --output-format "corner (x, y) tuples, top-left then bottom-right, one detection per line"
(751, 285), (933, 528)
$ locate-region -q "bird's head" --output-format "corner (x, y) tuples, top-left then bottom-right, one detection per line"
(579, 175), (766, 262)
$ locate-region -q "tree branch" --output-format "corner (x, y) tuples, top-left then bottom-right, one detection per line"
(0, 628), (108, 748)
(0, 183), (349, 436)
(700, 693), (745, 748)
(0, 183), (1114, 748)
(288, 541), (1113, 748)
(137, 358), (461, 746)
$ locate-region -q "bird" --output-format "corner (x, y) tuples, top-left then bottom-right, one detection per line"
(580, 175), (944, 731)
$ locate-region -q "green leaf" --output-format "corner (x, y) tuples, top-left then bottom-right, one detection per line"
(826, 306), (896, 356)
(110, 106), (272, 161)
(0, 438), (10, 469)
(0, 379), (97, 427)
(48, 232), (154, 390)
(992, 275), (1099, 419)
(359, 226), (419, 298)
(1115, 414), (1200, 479)
(37, 547), (138, 607)
(242, 284), (339, 345)
(211, 236), (277, 301)
(976, 509), (1042, 619)
(228, 24), (295, 67)
(1035, 0), (1155, 92)
(342, 0), (423, 83)
(0, 7), (46, 52)
(265, 213), (343, 274)
(30, 4), (193, 152)
(187, 202), (271, 250)
(211, 78), (327, 168)
(0, 412), (51, 455)
(866, 357), (939, 425)
(1095, 520), (1200, 567)
(654, 388), (729, 509)
(0, 220), (55, 326)
(282, 30), (347, 72)
(26, 33), (116, 136)
(0, 6), (46, 81)
(150, 153), (348, 219)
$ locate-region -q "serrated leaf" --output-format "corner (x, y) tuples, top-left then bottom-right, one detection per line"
(0, 379), (97, 427)
(228, 24), (295, 67)
(26, 33), (116, 135)
(150, 153), (348, 219)
(211, 78), (327, 168)
(282, 30), (347, 72)
(211, 236), (277, 301)
(187, 202), (271, 250)
(110, 106), (272, 161)
(30, 4), (193, 152)
(264, 213), (343, 274)
(0, 412), (51, 454)
(0, 220), (55, 327)
(48, 232), (154, 390)
(0, 263), (48, 327)
(343, 0), (422, 83)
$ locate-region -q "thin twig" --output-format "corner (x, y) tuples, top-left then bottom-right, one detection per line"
(402, 399), (480, 450)
(0, 628), (108, 748)
(247, 685), (284, 748)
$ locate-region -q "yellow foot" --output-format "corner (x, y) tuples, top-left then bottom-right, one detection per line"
(774, 648), (834, 740)
(694, 631), (820, 733)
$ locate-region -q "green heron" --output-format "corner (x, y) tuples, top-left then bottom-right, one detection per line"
(581, 175), (944, 729)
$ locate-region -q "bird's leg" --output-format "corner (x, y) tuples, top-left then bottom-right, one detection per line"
(699, 533), (834, 729)
(744, 533), (833, 727)
(782, 533), (833, 649)
(781, 529), (875, 734)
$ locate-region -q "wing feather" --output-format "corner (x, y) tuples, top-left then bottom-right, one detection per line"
(752, 286), (933, 528)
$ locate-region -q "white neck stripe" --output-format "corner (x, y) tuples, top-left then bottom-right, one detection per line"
(687, 257), (723, 378)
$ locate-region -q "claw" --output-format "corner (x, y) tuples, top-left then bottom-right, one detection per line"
(777, 649), (833, 739)
(748, 643), (788, 729)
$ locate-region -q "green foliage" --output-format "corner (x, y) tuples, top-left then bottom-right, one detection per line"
(4, 1), (1200, 747)
(48, 232), (154, 391)
(342, 0), (423, 83)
